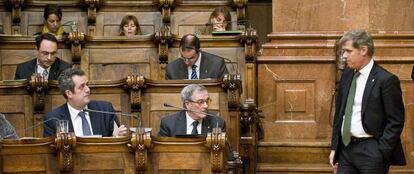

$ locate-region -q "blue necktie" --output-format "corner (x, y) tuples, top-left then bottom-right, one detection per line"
(191, 120), (199, 135)
(342, 71), (360, 146)
(191, 65), (198, 79)
(78, 111), (92, 136)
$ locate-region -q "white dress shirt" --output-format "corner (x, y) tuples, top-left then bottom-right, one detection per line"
(67, 103), (94, 136)
(36, 62), (51, 79)
(341, 58), (374, 138)
(187, 52), (202, 80)
(185, 112), (202, 135)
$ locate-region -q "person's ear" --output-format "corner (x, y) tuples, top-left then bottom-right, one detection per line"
(360, 46), (368, 56)
(65, 90), (73, 99)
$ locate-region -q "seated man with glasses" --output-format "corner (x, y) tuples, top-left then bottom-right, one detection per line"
(15, 33), (71, 80)
(165, 34), (228, 80)
(158, 84), (226, 137)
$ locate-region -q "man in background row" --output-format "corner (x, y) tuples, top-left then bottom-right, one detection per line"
(158, 84), (225, 137)
(166, 34), (228, 80)
(15, 33), (71, 80)
(43, 68), (127, 137)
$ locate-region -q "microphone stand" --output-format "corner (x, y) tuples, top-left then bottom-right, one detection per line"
(83, 108), (143, 134)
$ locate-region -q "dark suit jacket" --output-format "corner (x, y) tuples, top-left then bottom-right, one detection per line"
(15, 58), (71, 80)
(158, 110), (226, 137)
(411, 65), (414, 80)
(331, 63), (406, 165)
(43, 101), (119, 137)
(165, 51), (229, 80)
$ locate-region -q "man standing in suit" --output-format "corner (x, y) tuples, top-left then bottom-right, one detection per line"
(330, 29), (406, 173)
(43, 68), (127, 137)
(165, 34), (228, 80)
(15, 33), (71, 80)
(158, 84), (225, 137)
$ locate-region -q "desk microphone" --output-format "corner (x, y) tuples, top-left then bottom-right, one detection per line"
(83, 108), (141, 128)
(2, 117), (63, 139)
(221, 57), (238, 76)
(163, 103), (221, 131)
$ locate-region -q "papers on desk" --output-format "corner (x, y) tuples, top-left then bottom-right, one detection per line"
(129, 127), (152, 133)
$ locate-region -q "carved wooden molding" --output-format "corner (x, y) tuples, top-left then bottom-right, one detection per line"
(240, 27), (258, 63)
(8, 0), (24, 24)
(67, 30), (86, 64)
(232, 0), (247, 21)
(26, 74), (48, 112)
(124, 75), (146, 111)
(82, 0), (100, 24)
(55, 132), (77, 172)
(222, 74), (242, 108)
(154, 26), (173, 64)
(206, 129), (226, 172)
(155, 0), (175, 23)
(130, 129), (151, 171)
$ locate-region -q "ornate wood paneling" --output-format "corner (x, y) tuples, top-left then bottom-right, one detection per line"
(272, 0), (414, 32)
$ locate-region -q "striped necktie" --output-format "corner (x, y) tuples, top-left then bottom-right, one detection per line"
(191, 65), (198, 79)
(342, 71), (360, 146)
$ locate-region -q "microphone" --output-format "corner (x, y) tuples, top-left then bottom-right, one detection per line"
(221, 57), (238, 76)
(3, 117), (64, 139)
(205, 19), (249, 26)
(83, 108), (142, 128)
(62, 21), (79, 32)
(163, 103), (221, 132)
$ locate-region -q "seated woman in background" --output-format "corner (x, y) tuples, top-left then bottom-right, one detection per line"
(207, 7), (231, 32)
(36, 4), (66, 37)
(119, 15), (142, 37)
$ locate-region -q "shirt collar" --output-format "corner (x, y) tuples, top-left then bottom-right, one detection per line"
(185, 111), (202, 127)
(194, 52), (202, 68)
(36, 60), (51, 74)
(358, 58), (374, 77)
(67, 103), (88, 120)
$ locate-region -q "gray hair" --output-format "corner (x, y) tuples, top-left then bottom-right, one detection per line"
(181, 84), (207, 106)
(58, 67), (85, 99)
(0, 113), (19, 139)
(339, 29), (375, 57)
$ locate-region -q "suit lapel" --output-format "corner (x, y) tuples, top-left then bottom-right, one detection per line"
(175, 111), (187, 135)
(87, 102), (103, 135)
(177, 59), (189, 79)
(48, 59), (60, 80)
(199, 52), (208, 79)
(361, 64), (378, 116)
(339, 69), (354, 115)
(59, 104), (75, 133)
(29, 59), (37, 76)
(202, 115), (213, 134)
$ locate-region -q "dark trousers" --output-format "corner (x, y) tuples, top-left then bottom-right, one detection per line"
(337, 138), (390, 174)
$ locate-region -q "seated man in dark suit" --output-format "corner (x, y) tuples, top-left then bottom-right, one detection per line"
(15, 33), (71, 80)
(158, 84), (225, 137)
(43, 68), (127, 137)
(165, 34), (228, 80)
(0, 113), (19, 139)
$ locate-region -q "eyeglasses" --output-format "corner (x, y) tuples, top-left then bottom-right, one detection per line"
(188, 98), (212, 105)
(40, 51), (57, 57)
